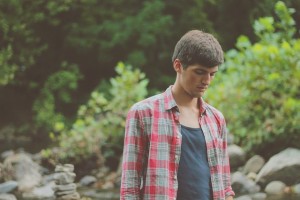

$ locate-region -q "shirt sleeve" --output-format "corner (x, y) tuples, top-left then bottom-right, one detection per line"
(221, 119), (235, 198)
(120, 105), (147, 200)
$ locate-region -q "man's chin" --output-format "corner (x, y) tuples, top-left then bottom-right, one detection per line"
(192, 92), (204, 98)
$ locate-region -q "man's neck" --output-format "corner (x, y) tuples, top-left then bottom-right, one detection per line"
(171, 85), (199, 109)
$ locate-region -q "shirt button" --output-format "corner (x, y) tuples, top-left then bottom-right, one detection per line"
(175, 155), (179, 161)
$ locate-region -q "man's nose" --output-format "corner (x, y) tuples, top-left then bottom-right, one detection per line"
(202, 73), (211, 85)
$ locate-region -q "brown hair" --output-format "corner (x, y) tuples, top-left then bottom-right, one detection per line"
(172, 30), (224, 68)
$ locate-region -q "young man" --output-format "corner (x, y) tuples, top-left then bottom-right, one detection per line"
(120, 30), (235, 200)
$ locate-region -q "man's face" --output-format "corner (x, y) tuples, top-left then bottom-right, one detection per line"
(179, 63), (218, 98)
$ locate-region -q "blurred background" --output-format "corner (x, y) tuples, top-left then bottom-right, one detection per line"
(0, 0), (300, 199)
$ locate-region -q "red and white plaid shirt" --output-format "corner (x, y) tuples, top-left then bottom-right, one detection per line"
(121, 86), (235, 200)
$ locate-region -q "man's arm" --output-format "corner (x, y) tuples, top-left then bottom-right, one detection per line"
(120, 107), (146, 200)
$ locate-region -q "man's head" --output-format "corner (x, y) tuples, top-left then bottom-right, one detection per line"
(172, 30), (223, 98)
(172, 30), (223, 68)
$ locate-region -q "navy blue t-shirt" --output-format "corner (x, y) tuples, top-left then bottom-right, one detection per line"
(177, 124), (212, 200)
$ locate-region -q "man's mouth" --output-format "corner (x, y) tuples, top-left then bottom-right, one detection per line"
(197, 86), (207, 91)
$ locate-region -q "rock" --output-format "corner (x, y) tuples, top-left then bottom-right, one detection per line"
(0, 181), (18, 193)
(53, 172), (76, 185)
(56, 189), (77, 196)
(22, 181), (55, 199)
(79, 175), (97, 186)
(96, 166), (109, 179)
(264, 181), (286, 195)
(251, 192), (267, 200)
(102, 181), (115, 190)
(55, 164), (74, 173)
(53, 164), (80, 200)
(0, 193), (17, 200)
(2, 153), (42, 191)
(232, 171), (260, 195)
(41, 173), (56, 185)
(56, 192), (80, 200)
(81, 189), (120, 200)
(246, 172), (257, 181)
(0, 151), (14, 161)
(228, 144), (246, 169)
(243, 155), (265, 174)
(53, 183), (77, 192)
(291, 183), (300, 194)
(234, 195), (252, 200)
(256, 148), (300, 187)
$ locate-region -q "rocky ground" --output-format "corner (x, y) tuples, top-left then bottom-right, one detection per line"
(0, 137), (300, 200)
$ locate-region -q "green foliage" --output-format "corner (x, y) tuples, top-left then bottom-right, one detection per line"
(205, 1), (300, 154)
(66, 0), (175, 76)
(203, 0), (300, 50)
(0, 0), (75, 85)
(42, 62), (148, 163)
(33, 62), (82, 131)
(0, 1), (47, 85)
(2, 0), (299, 156)
(0, 45), (17, 85)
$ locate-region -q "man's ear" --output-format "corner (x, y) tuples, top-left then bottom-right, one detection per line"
(173, 59), (182, 73)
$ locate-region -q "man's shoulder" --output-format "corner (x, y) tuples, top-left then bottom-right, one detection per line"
(130, 92), (165, 111)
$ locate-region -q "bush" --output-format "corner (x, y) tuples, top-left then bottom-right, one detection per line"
(42, 62), (148, 167)
(205, 1), (300, 156)
(33, 62), (82, 131)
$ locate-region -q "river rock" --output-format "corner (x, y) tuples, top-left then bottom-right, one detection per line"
(234, 195), (252, 200)
(0, 181), (18, 193)
(251, 192), (267, 200)
(291, 183), (300, 194)
(243, 155), (265, 174)
(79, 175), (97, 186)
(22, 181), (55, 199)
(0, 193), (17, 200)
(232, 171), (260, 195)
(55, 164), (74, 173)
(53, 172), (76, 185)
(56, 192), (80, 200)
(2, 153), (42, 191)
(81, 189), (120, 200)
(228, 144), (246, 169)
(264, 181), (286, 195)
(0, 151), (14, 161)
(256, 148), (300, 187)
(54, 183), (76, 196)
(246, 172), (257, 181)
(53, 183), (76, 191)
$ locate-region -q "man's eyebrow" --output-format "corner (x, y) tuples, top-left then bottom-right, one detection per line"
(195, 68), (218, 73)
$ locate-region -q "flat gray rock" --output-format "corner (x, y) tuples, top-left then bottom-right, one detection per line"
(256, 148), (300, 187)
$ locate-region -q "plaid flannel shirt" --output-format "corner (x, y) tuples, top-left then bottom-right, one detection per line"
(121, 86), (235, 200)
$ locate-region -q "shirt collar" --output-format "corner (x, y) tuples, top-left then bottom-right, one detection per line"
(163, 85), (207, 115)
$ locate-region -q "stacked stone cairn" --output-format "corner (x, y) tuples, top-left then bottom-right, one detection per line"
(53, 164), (80, 200)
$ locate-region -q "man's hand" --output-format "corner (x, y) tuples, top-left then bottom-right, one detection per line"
(226, 196), (234, 200)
